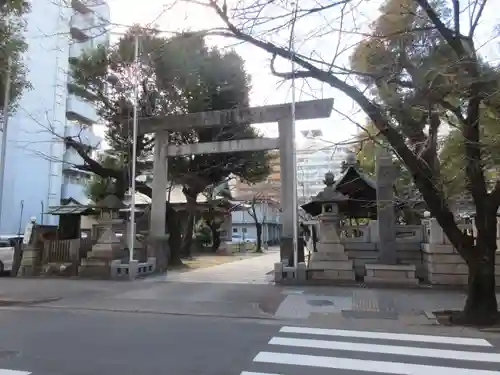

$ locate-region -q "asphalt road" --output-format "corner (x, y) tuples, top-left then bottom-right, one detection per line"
(1, 308), (500, 375)
(0, 308), (279, 375)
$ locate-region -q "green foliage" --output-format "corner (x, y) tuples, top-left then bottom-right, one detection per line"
(86, 153), (126, 202)
(0, 0), (30, 111)
(440, 108), (500, 197)
(350, 0), (500, 198)
(352, 122), (379, 176)
(69, 27), (270, 198)
(194, 220), (212, 246)
(350, 0), (455, 148)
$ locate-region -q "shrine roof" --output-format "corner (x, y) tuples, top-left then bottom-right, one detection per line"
(299, 165), (378, 218)
(47, 201), (97, 216)
(332, 165), (376, 199)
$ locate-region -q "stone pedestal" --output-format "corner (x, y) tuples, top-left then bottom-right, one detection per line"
(147, 235), (169, 272)
(309, 211), (354, 281)
(17, 246), (42, 277)
(79, 226), (128, 279)
(364, 264), (418, 285)
(279, 237), (293, 267)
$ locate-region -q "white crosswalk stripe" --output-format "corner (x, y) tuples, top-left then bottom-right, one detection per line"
(0, 370), (31, 375)
(241, 325), (500, 375)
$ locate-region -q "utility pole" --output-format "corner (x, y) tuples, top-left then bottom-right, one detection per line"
(127, 33), (139, 279)
(0, 56), (13, 233)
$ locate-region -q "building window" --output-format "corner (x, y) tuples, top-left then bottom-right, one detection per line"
(242, 228), (247, 233)
(233, 228), (238, 233)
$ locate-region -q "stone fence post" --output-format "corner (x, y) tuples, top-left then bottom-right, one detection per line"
(428, 218), (446, 245)
(368, 220), (379, 243)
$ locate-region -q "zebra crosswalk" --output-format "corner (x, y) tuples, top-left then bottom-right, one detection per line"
(241, 326), (500, 375)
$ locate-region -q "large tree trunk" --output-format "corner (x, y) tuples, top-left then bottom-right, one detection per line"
(456, 216), (499, 325)
(255, 222), (263, 253)
(447, 207), (499, 325)
(461, 255), (498, 325)
(181, 193), (197, 258)
(166, 204), (183, 267)
(209, 222), (221, 252)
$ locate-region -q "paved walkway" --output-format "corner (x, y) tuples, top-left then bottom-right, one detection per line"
(163, 248), (280, 284)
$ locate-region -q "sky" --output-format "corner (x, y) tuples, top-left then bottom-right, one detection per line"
(103, 0), (499, 149)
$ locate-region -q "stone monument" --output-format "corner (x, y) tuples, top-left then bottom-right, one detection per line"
(364, 148), (418, 285)
(308, 172), (355, 281)
(17, 218), (57, 277)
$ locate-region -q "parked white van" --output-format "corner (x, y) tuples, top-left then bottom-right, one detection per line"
(0, 235), (23, 275)
(0, 239), (15, 274)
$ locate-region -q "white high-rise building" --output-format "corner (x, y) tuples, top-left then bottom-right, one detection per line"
(0, 0), (110, 234)
(296, 129), (349, 203)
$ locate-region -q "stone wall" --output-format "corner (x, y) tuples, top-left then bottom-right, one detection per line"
(341, 223), (424, 279)
(422, 243), (500, 285)
(422, 218), (500, 285)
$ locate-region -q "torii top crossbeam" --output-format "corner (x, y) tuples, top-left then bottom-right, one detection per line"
(137, 98), (334, 135)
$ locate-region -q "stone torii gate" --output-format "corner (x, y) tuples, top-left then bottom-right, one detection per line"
(138, 98), (333, 262)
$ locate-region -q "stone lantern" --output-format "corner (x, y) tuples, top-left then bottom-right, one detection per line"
(307, 172), (355, 280)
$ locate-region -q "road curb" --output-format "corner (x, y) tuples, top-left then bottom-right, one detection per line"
(423, 310), (440, 325)
(8, 303), (279, 321)
(0, 297), (61, 306)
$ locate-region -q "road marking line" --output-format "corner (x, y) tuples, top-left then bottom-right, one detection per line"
(254, 351), (500, 375)
(240, 372), (281, 375)
(269, 337), (500, 363)
(0, 371), (31, 375)
(280, 326), (492, 347)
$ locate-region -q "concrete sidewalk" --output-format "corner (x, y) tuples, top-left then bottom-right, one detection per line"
(159, 248), (280, 284)
(269, 285), (500, 336)
(0, 277), (148, 305)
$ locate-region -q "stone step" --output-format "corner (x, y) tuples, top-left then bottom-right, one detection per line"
(365, 264), (416, 280)
(316, 244), (346, 252)
(310, 269), (355, 281)
(364, 275), (418, 285)
(308, 260), (353, 270)
(310, 252), (349, 261)
(78, 266), (112, 279)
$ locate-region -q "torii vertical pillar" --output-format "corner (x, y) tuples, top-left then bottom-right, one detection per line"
(150, 131), (169, 240)
(278, 117), (295, 265)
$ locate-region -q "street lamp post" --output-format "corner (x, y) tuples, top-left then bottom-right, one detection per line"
(127, 34), (140, 279)
(290, 2), (299, 274)
(0, 56), (13, 233)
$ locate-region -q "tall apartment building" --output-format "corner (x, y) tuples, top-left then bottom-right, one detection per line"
(233, 151), (281, 201)
(297, 129), (349, 203)
(0, 0), (109, 234)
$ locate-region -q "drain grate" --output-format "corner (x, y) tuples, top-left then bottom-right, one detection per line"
(341, 310), (399, 320)
(0, 350), (19, 360)
(307, 299), (334, 307)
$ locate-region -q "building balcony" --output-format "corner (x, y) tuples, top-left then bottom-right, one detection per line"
(72, 0), (109, 15)
(70, 12), (109, 42)
(63, 147), (85, 167)
(69, 40), (90, 61)
(66, 94), (99, 126)
(64, 122), (101, 148)
(61, 172), (91, 203)
(72, 0), (93, 14)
